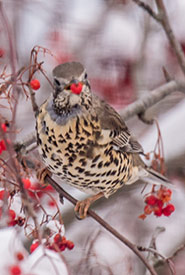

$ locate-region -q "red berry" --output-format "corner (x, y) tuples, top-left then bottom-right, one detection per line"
(0, 190), (5, 200)
(61, 236), (67, 246)
(0, 139), (6, 151)
(154, 207), (162, 217)
(30, 79), (40, 90)
(59, 244), (66, 251)
(54, 233), (62, 243)
(0, 48), (4, 58)
(70, 82), (82, 94)
(145, 195), (157, 206)
(48, 200), (56, 207)
(17, 217), (25, 227)
(66, 240), (74, 250)
(16, 252), (24, 261)
(9, 265), (22, 275)
(30, 241), (39, 253)
(162, 204), (175, 216)
(9, 209), (16, 220)
(8, 220), (17, 227)
(1, 123), (7, 132)
(22, 178), (31, 189)
(144, 205), (153, 215)
(156, 199), (164, 208)
(158, 188), (172, 202)
(43, 185), (54, 192)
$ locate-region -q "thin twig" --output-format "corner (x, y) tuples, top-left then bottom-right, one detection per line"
(28, 86), (39, 115)
(133, 0), (185, 76)
(45, 175), (157, 275)
(138, 246), (175, 275)
(132, 0), (160, 21)
(169, 242), (185, 260)
(155, 0), (185, 75)
(162, 66), (173, 82)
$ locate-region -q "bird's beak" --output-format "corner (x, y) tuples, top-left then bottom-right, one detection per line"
(70, 79), (79, 85)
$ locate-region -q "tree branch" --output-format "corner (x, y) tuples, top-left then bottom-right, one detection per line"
(132, 0), (185, 76)
(120, 80), (185, 120)
(45, 175), (158, 275)
(155, 0), (185, 75)
(132, 0), (160, 21)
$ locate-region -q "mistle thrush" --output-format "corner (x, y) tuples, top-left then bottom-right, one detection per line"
(36, 62), (169, 218)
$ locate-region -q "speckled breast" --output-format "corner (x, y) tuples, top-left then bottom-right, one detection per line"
(36, 101), (133, 197)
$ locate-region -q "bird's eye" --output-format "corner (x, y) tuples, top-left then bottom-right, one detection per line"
(84, 73), (88, 79)
(65, 84), (71, 90)
(54, 78), (61, 87)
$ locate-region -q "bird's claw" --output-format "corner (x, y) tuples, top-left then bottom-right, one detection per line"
(37, 167), (52, 185)
(74, 199), (92, 219)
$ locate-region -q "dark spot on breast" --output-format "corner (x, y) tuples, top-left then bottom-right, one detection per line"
(114, 158), (119, 166)
(57, 172), (62, 176)
(106, 170), (111, 176)
(65, 133), (71, 140)
(104, 161), (111, 167)
(111, 170), (116, 176)
(82, 128), (91, 137)
(53, 141), (58, 147)
(92, 180), (99, 185)
(92, 154), (100, 163)
(58, 139), (66, 143)
(75, 167), (85, 173)
(98, 161), (103, 169)
(42, 149), (47, 159)
(48, 136), (52, 144)
(83, 119), (88, 127)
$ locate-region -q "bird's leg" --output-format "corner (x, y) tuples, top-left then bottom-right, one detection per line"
(37, 167), (52, 185)
(74, 192), (104, 219)
(37, 168), (64, 203)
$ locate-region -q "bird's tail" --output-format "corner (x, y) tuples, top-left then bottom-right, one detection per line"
(132, 154), (174, 188)
(142, 167), (174, 188)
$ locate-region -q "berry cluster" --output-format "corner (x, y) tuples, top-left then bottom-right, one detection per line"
(22, 178), (55, 200)
(30, 234), (74, 254)
(0, 190), (25, 227)
(9, 265), (22, 275)
(52, 234), (74, 251)
(140, 187), (175, 219)
(0, 178), (56, 228)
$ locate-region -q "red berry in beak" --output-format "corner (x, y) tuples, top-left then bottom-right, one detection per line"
(70, 82), (82, 94)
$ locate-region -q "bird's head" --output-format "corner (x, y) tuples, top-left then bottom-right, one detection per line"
(52, 62), (91, 114)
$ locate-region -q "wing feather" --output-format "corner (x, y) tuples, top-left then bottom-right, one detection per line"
(92, 95), (143, 154)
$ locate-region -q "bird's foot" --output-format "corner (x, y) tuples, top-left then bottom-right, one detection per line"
(74, 192), (104, 219)
(37, 167), (52, 185)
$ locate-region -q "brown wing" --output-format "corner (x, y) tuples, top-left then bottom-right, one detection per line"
(92, 95), (144, 154)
